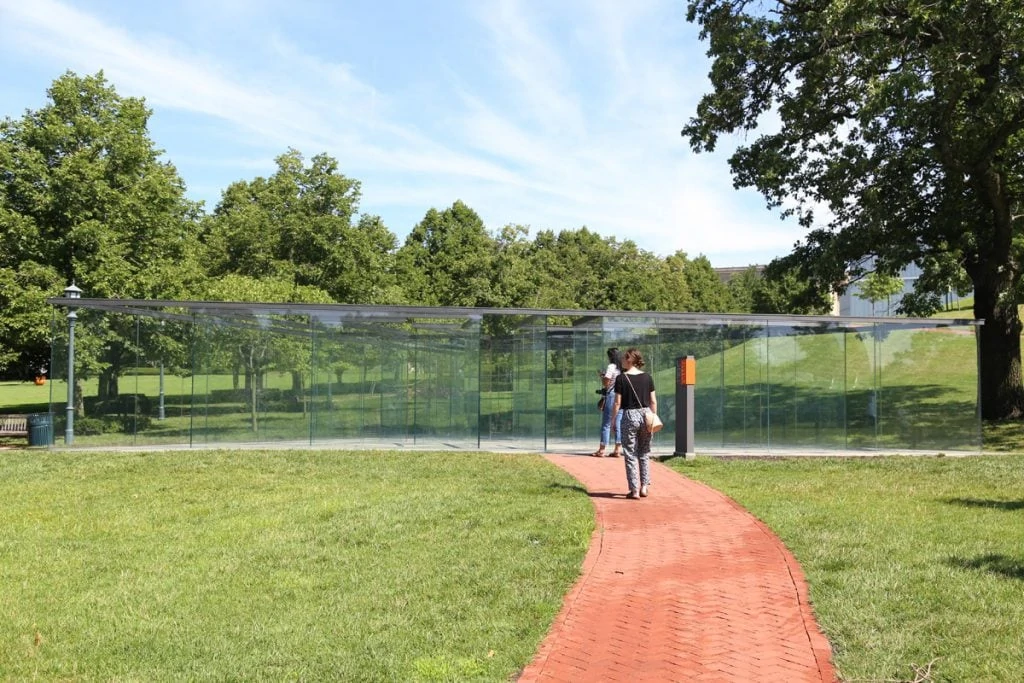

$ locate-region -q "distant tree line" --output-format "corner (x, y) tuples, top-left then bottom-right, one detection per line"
(0, 71), (829, 387)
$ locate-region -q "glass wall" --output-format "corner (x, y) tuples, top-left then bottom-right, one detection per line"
(46, 300), (982, 453)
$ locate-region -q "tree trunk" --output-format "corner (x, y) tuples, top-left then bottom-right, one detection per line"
(974, 280), (1024, 420)
(98, 367), (120, 400)
(291, 371), (306, 415)
(970, 168), (1024, 421)
(249, 368), (259, 433)
(74, 379), (85, 417)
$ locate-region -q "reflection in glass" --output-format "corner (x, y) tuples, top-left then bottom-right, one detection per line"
(44, 301), (981, 453)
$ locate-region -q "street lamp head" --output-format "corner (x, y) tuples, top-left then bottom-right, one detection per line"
(64, 283), (83, 300)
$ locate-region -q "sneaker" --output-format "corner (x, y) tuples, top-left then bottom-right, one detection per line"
(640, 485), (649, 497)
(627, 491), (640, 500)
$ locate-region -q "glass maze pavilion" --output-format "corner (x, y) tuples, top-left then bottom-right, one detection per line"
(45, 298), (983, 453)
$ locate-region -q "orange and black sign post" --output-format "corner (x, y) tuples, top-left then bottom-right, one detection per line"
(675, 355), (696, 459)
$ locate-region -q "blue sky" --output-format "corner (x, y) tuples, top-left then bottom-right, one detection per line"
(0, 0), (804, 266)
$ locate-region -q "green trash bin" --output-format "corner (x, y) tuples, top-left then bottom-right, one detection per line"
(27, 413), (53, 446)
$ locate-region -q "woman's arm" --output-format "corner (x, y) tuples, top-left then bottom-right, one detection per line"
(649, 390), (657, 415)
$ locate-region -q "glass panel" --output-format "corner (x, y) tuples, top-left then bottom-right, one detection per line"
(479, 315), (545, 451)
(407, 318), (480, 449)
(719, 323), (768, 450)
(764, 322), (847, 449)
(876, 322), (979, 450)
(190, 308), (313, 446)
(568, 320), (605, 451)
(845, 323), (879, 448)
(543, 326), (577, 447)
(42, 301), (982, 453)
(312, 318), (395, 445)
(128, 314), (195, 446)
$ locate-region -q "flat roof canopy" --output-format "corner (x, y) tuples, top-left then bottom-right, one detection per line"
(47, 298), (982, 330)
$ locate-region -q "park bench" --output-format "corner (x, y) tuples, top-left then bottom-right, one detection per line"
(0, 414), (29, 438)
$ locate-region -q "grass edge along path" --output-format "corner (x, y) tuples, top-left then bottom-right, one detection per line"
(0, 449), (593, 681)
(672, 454), (1024, 683)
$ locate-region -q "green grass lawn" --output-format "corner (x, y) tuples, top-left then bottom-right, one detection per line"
(4, 446), (1024, 681)
(0, 450), (593, 680)
(674, 454), (1024, 682)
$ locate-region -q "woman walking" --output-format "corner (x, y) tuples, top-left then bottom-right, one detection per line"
(613, 348), (657, 499)
(592, 347), (623, 457)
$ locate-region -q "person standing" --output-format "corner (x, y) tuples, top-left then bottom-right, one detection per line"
(592, 347), (624, 457)
(613, 348), (657, 499)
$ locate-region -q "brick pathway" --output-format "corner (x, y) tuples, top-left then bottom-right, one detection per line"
(517, 455), (836, 682)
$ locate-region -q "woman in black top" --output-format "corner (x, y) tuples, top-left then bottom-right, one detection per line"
(613, 348), (657, 499)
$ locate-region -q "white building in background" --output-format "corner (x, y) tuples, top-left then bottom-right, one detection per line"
(838, 260), (970, 317)
(838, 262), (922, 317)
(716, 259), (969, 318)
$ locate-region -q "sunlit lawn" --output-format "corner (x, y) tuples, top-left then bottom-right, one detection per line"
(0, 450), (593, 680)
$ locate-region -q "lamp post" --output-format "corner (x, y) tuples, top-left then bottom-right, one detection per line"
(64, 283), (82, 445)
(158, 320), (166, 420)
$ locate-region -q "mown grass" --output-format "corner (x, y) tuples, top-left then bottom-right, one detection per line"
(673, 454), (1024, 682)
(0, 450), (593, 680)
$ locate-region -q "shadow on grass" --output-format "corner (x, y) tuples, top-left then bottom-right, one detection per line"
(947, 554), (1024, 580)
(694, 383), (979, 450)
(944, 497), (1024, 511)
(548, 482), (587, 494)
(0, 401), (50, 414)
(981, 419), (1024, 452)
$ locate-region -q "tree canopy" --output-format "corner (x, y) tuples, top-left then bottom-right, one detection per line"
(0, 71), (202, 382)
(0, 70), (815, 389)
(682, 0), (1024, 418)
(203, 149), (399, 304)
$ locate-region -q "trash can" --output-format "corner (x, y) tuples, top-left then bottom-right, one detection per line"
(27, 413), (53, 446)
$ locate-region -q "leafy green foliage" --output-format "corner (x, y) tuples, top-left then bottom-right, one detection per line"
(683, 0), (1024, 418)
(753, 263), (835, 314)
(679, 254), (731, 312)
(855, 270), (904, 316)
(396, 201), (498, 307)
(0, 69), (812, 394)
(203, 149), (398, 304)
(0, 71), (203, 387)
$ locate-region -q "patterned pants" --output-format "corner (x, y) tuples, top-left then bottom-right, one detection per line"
(620, 408), (652, 494)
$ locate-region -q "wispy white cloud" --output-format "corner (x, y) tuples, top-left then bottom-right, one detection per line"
(0, 0), (801, 265)
(0, 0), (521, 182)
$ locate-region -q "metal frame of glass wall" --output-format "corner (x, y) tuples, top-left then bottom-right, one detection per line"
(46, 299), (983, 452)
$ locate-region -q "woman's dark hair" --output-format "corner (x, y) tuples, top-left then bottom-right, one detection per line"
(606, 347), (623, 370)
(623, 347), (645, 369)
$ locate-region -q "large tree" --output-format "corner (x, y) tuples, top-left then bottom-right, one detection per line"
(0, 71), (202, 388)
(204, 149), (400, 304)
(682, 1), (1024, 419)
(396, 201), (498, 307)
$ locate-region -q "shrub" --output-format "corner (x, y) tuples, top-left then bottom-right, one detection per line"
(74, 417), (112, 436)
(120, 415), (153, 433)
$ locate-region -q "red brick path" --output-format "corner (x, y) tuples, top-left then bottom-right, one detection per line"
(517, 455), (836, 682)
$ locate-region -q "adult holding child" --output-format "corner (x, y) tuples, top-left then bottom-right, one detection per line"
(613, 348), (657, 499)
